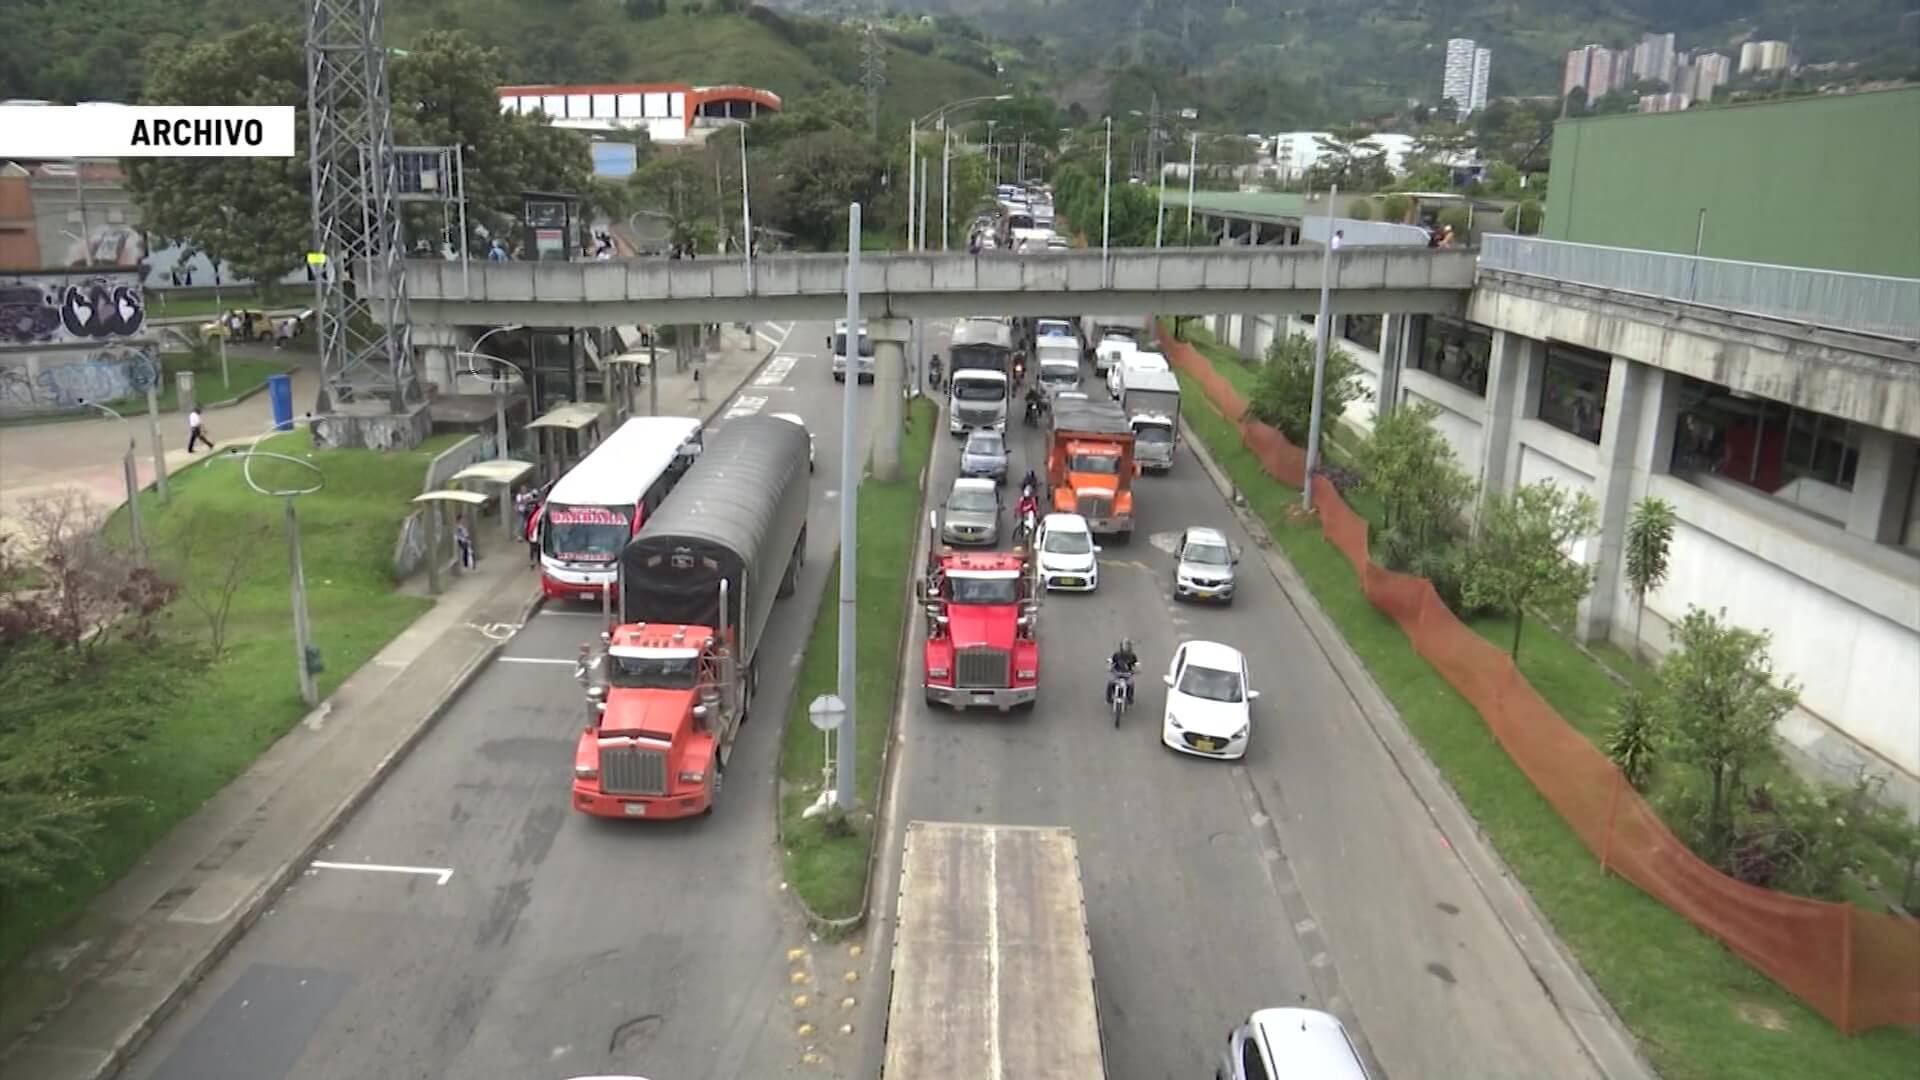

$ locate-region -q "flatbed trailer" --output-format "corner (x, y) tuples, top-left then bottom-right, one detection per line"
(882, 821), (1106, 1080)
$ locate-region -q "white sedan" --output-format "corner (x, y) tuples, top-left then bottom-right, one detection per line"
(1035, 512), (1100, 591)
(770, 412), (815, 472)
(1161, 640), (1260, 759)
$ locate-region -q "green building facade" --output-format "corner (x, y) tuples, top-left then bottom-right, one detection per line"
(1542, 87), (1920, 278)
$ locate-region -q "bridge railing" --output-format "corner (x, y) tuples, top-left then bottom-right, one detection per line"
(1480, 234), (1920, 341)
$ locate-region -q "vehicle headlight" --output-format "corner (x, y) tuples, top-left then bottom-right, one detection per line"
(927, 666), (949, 679)
(574, 765), (598, 780)
(1167, 714), (1184, 731)
(1016, 668), (1037, 680)
(1232, 723), (1249, 741)
(677, 770), (706, 785)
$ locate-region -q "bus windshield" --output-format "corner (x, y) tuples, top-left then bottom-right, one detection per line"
(543, 505), (630, 563)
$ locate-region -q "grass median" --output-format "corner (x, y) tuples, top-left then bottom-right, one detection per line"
(1175, 371), (1919, 1080)
(0, 430), (458, 994)
(778, 396), (935, 921)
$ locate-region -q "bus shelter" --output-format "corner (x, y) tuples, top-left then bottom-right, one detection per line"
(450, 458), (538, 540)
(604, 351), (654, 420)
(527, 402), (607, 481)
(411, 489), (491, 596)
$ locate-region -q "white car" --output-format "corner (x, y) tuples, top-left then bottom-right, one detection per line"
(1035, 513), (1100, 591)
(1161, 640), (1259, 759)
(770, 412), (815, 472)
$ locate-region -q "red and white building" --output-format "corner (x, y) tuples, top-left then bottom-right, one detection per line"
(497, 82), (782, 144)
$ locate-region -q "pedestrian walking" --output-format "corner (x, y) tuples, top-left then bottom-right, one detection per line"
(185, 408), (213, 452)
(454, 515), (475, 570)
(518, 491), (542, 568)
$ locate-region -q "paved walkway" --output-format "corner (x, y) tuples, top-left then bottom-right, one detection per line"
(0, 326), (779, 1080)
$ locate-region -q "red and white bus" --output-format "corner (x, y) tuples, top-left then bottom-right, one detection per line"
(534, 416), (704, 602)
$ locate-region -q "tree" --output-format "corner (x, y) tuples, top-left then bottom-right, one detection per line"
(1461, 481), (1599, 661)
(1378, 192), (1413, 224)
(169, 511), (270, 658)
(129, 26), (594, 284)
(1248, 332), (1368, 451)
(629, 153), (720, 250)
(1501, 200), (1543, 235)
(1346, 198), (1374, 221)
(1623, 496), (1677, 660)
(126, 26), (311, 287)
(1607, 690), (1660, 792)
(762, 129), (884, 249)
(1657, 607), (1801, 861)
(1357, 403), (1474, 567)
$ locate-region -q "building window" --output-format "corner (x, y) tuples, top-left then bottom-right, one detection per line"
(1411, 315), (1490, 396)
(1537, 344), (1609, 443)
(1342, 313), (1382, 353)
(1670, 376), (1860, 494)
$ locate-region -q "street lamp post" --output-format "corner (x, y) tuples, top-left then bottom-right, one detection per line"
(740, 123), (754, 291)
(941, 127), (952, 251)
(915, 94), (1009, 251)
(986, 120), (998, 188)
(1101, 117), (1113, 283)
(206, 427), (327, 706)
(78, 400), (145, 566)
(463, 323), (525, 535)
(1186, 133), (1198, 237)
(1302, 189), (1341, 514)
(835, 202), (862, 812)
(907, 121), (919, 252)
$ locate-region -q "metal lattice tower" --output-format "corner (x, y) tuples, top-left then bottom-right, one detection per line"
(860, 24), (886, 137)
(306, 0), (419, 415)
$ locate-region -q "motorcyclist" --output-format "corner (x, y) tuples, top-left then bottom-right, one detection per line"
(929, 352), (943, 386)
(1105, 638), (1139, 706)
(1015, 487), (1039, 525)
(1012, 351), (1026, 385)
(1023, 385), (1046, 425)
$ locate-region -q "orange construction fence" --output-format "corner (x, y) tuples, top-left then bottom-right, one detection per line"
(1154, 321), (1920, 1034)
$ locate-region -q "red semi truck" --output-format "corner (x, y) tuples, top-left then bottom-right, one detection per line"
(571, 415), (811, 819)
(919, 515), (1041, 711)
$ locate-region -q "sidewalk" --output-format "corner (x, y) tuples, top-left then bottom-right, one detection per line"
(0, 327), (777, 1080)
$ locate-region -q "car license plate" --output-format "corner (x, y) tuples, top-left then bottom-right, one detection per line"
(1059, 577), (1080, 587)
(973, 693), (996, 705)
(623, 803), (648, 817)
(1193, 738), (1218, 753)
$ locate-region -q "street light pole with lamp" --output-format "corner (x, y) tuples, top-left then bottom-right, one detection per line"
(1101, 116), (1113, 283)
(912, 94), (1011, 252)
(1301, 191), (1342, 514)
(76, 399), (146, 566)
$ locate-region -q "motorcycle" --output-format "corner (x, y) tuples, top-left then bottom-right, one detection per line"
(1023, 397), (1043, 426)
(1107, 668), (1134, 727)
(1013, 508), (1037, 548)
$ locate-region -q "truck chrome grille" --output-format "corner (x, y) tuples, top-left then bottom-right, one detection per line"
(600, 743), (667, 796)
(955, 647), (1010, 689)
(1076, 493), (1112, 520)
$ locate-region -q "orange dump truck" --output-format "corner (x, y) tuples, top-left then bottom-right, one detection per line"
(1045, 397), (1137, 543)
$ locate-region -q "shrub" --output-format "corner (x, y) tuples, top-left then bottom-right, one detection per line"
(1379, 192), (1412, 223)
(1247, 332), (1368, 449)
(1607, 691), (1660, 792)
(1346, 198), (1375, 220)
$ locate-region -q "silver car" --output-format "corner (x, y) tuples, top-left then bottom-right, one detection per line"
(1173, 525), (1239, 604)
(958, 430), (1009, 485)
(941, 477), (1002, 546)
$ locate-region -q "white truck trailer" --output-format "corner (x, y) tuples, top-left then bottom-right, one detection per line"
(882, 821), (1107, 1080)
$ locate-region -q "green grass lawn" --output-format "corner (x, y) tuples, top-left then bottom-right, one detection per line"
(778, 397), (935, 921)
(1175, 370), (1920, 1080)
(99, 351), (295, 415)
(0, 429), (459, 982)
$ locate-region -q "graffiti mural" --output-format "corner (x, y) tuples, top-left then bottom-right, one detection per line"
(0, 347), (162, 416)
(0, 271), (146, 347)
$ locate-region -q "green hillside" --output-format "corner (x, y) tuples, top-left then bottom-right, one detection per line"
(1, 1), (1002, 122)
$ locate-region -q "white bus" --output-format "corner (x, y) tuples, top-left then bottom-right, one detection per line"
(534, 416), (704, 602)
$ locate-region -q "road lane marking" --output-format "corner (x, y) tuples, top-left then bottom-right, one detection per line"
(498, 656), (577, 665)
(310, 860), (453, 885)
(725, 394), (769, 419)
(755, 354), (800, 386)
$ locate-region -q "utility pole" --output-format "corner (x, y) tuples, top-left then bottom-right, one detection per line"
(835, 203), (862, 812)
(1101, 116), (1113, 282)
(1302, 188), (1340, 514)
(860, 24), (886, 138)
(940, 127), (952, 250)
(907, 121), (918, 251)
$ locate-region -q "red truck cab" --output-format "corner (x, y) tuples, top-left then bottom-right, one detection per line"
(921, 546), (1040, 711)
(572, 621), (734, 819)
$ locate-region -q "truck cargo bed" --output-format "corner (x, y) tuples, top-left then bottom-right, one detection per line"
(884, 821), (1105, 1080)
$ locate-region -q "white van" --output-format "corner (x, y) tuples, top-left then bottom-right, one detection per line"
(1035, 339), (1081, 394)
(1092, 334), (1137, 376)
(830, 319), (874, 383)
(1217, 1008), (1371, 1080)
(1108, 349), (1169, 400)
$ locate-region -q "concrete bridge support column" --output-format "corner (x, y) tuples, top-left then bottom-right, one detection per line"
(1845, 430), (1918, 544)
(1576, 358), (1682, 643)
(1248, 314), (1276, 364)
(870, 317), (912, 482)
(1375, 313), (1414, 416)
(571, 330), (587, 403)
(1473, 330), (1545, 533)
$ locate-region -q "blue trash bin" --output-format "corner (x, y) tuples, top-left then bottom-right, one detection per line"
(267, 373), (294, 432)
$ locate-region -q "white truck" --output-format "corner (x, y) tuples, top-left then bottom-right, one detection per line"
(1092, 333), (1137, 377)
(830, 319), (874, 383)
(1119, 366), (1181, 472)
(882, 821), (1107, 1080)
(1035, 337), (1082, 395)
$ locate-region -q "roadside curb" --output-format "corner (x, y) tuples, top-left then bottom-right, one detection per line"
(775, 395), (937, 937)
(1178, 413), (1658, 1080)
(64, 583), (545, 1080)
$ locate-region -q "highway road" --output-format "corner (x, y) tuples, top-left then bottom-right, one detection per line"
(121, 317), (904, 1080)
(861, 333), (1607, 1080)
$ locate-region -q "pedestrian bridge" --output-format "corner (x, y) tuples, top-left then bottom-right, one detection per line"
(371, 246), (1478, 327)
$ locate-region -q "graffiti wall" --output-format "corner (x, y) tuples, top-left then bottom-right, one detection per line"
(0, 346), (162, 416)
(0, 270), (147, 348)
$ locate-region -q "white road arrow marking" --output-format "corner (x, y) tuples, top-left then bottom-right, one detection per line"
(310, 860), (454, 885)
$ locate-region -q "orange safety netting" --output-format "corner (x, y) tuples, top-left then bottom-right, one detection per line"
(1154, 321), (1920, 1034)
